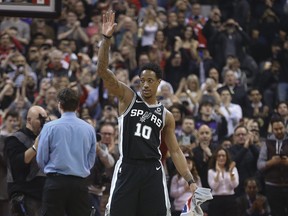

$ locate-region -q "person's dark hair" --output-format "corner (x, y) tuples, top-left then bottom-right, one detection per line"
(208, 146), (233, 171)
(218, 87), (232, 96)
(4, 110), (19, 120)
(244, 177), (260, 189)
(139, 63), (163, 79)
(57, 88), (79, 111)
(168, 103), (186, 117)
(276, 101), (288, 110)
(248, 87), (261, 95)
(183, 115), (195, 122)
(270, 114), (285, 126)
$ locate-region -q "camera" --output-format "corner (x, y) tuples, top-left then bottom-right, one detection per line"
(39, 114), (49, 128)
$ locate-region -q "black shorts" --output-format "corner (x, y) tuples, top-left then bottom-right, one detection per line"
(105, 159), (171, 216)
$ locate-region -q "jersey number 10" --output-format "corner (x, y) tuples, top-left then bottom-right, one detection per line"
(134, 123), (152, 140)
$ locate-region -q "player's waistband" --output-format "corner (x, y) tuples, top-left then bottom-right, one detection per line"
(122, 158), (160, 165)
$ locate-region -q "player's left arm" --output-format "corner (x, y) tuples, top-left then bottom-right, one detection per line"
(163, 110), (197, 192)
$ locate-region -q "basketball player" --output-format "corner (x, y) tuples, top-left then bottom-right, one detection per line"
(97, 11), (197, 216)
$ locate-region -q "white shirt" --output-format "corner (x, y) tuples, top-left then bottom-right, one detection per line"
(208, 167), (239, 196)
(219, 103), (242, 136)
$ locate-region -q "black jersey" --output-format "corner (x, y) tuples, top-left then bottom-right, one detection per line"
(118, 92), (166, 160)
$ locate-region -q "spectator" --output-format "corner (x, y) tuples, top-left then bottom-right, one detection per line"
(222, 56), (248, 90)
(74, 0), (91, 28)
(194, 97), (228, 146)
(233, 0), (251, 32)
(202, 6), (223, 59)
(157, 82), (180, 109)
(268, 101), (288, 134)
(210, 18), (250, 69)
(97, 122), (119, 215)
(201, 67), (223, 90)
(4, 106), (48, 216)
(26, 45), (40, 72)
(30, 18), (55, 40)
(164, 50), (190, 92)
(168, 103), (186, 138)
(236, 177), (271, 216)
(0, 31), (23, 63)
(170, 146), (201, 216)
(0, 17), (31, 46)
(257, 115), (288, 216)
(138, 0), (166, 26)
(114, 15), (137, 50)
(175, 75), (201, 115)
(218, 88), (242, 137)
(218, 69), (247, 108)
(244, 88), (270, 137)
(86, 11), (102, 44)
(163, 11), (182, 47)
(138, 7), (164, 53)
(208, 146), (239, 216)
(254, 60), (279, 112)
(57, 10), (89, 49)
(88, 124), (115, 216)
(0, 110), (20, 216)
(151, 29), (171, 69)
(176, 116), (197, 149)
(0, 78), (16, 111)
(44, 49), (69, 80)
(193, 124), (213, 188)
(200, 77), (221, 105)
(277, 37), (288, 102)
(229, 125), (260, 196)
(6, 84), (32, 126)
(5, 53), (37, 89)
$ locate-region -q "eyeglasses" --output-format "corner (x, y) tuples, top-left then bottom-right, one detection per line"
(101, 132), (113, 136)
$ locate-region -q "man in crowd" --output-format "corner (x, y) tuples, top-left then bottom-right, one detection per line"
(37, 88), (97, 216)
(257, 115), (288, 216)
(5, 105), (48, 216)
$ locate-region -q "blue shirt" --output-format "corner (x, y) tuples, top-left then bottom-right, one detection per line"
(37, 112), (97, 178)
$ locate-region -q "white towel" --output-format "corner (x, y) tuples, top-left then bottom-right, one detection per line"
(180, 187), (213, 216)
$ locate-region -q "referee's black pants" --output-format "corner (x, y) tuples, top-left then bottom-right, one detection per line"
(41, 174), (91, 216)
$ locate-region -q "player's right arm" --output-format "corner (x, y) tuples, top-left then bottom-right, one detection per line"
(96, 11), (134, 113)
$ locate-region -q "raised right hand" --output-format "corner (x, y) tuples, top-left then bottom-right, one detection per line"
(102, 10), (117, 37)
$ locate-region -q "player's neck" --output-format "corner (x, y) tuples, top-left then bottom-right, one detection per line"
(143, 97), (158, 105)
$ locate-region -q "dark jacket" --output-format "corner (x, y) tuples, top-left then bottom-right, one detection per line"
(4, 128), (45, 200)
(265, 137), (288, 185)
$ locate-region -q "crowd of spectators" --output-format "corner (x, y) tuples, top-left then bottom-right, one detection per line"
(1, 0), (288, 215)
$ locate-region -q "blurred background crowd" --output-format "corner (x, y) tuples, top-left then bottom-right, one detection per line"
(1, 0), (288, 215)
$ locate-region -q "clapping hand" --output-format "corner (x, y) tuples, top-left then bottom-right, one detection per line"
(102, 10), (117, 38)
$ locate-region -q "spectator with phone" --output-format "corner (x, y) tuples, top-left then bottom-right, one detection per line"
(257, 115), (288, 216)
